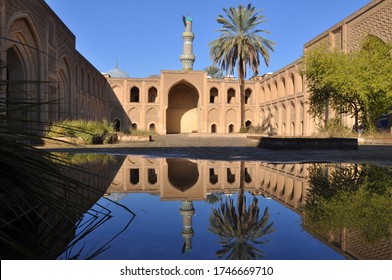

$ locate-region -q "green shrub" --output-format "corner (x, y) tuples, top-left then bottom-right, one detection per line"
(316, 118), (355, 138)
(47, 120), (117, 144)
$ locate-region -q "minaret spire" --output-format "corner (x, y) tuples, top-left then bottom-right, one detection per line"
(180, 15), (195, 70)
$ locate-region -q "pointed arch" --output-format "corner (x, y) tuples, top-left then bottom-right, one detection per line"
(6, 13), (44, 126)
(129, 107), (140, 128)
(148, 86), (158, 103)
(209, 86), (219, 104)
(166, 80), (199, 133)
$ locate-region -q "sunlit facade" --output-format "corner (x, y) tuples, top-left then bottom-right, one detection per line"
(1, 0), (391, 135)
(105, 0), (392, 135)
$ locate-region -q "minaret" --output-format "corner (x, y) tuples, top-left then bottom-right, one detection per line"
(179, 201), (195, 254)
(180, 16), (195, 70)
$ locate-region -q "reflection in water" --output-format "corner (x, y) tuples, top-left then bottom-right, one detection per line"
(205, 192), (224, 204)
(0, 154), (135, 259)
(106, 155), (391, 260)
(303, 164), (392, 259)
(3, 153), (391, 260)
(179, 201), (195, 254)
(167, 159), (199, 192)
(209, 162), (275, 260)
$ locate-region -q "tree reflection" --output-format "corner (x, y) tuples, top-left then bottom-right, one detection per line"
(208, 161), (274, 259)
(303, 164), (392, 243)
(205, 192), (224, 204)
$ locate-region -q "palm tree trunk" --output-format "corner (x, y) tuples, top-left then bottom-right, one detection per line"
(238, 62), (246, 130)
(237, 160), (246, 217)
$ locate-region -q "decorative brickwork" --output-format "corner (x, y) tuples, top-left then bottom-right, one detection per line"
(346, 230), (392, 259)
(332, 27), (343, 50)
(348, 1), (392, 51)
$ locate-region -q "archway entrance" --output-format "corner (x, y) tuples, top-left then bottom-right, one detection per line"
(166, 81), (199, 134)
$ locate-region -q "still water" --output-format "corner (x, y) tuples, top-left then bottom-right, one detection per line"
(2, 154), (392, 260)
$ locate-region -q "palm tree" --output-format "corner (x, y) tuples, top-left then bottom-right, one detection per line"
(204, 65), (223, 79)
(208, 161), (275, 259)
(209, 4), (275, 130)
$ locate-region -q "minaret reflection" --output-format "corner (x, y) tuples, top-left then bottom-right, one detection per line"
(179, 201), (195, 254)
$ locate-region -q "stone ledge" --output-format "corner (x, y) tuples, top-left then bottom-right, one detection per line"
(358, 137), (392, 145)
(248, 136), (358, 150)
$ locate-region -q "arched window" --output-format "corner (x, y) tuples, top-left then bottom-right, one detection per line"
(228, 124), (234, 133)
(131, 123), (138, 130)
(130, 87), (140, 102)
(245, 88), (252, 104)
(281, 103), (286, 135)
(267, 84), (271, 101)
(130, 169), (139, 185)
(148, 168), (157, 185)
(273, 81), (278, 99)
(209, 168), (218, 184)
(227, 88), (235, 104)
(245, 120), (252, 128)
(290, 74), (295, 94)
(245, 168), (252, 184)
(148, 87), (157, 103)
(210, 87), (218, 104)
(227, 168), (235, 184)
(281, 77), (286, 97)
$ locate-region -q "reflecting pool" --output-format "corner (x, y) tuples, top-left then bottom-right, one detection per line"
(1, 154), (391, 260)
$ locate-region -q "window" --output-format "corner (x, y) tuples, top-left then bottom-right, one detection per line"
(227, 88), (235, 104)
(148, 168), (157, 185)
(130, 169), (139, 185)
(148, 87), (157, 103)
(209, 168), (218, 184)
(245, 89), (252, 104)
(130, 87), (140, 102)
(245, 168), (252, 183)
(210, 87), (218, 104)
(227, 168), (235, 184)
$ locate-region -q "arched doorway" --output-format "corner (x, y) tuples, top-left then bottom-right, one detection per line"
(166, 81), (199, 134)
(211, 124), (217, 133)
(149, 123), (156, 133)
(110, 108), (123, 131)
(113, 118), (120, 131)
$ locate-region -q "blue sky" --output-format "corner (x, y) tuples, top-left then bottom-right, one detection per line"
(44, 0), (370, 78)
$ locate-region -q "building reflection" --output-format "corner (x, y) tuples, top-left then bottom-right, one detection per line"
(107, 155), (392, 260)
(108, 156), (307, 205)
